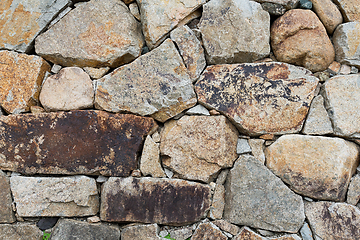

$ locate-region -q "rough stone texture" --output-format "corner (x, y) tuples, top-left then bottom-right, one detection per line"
(302, 95), (333, 135)
(209, 184), (225, 220)
(192, 222), (228, 240)
(50, 219), (120, 240)
(305, 201), (360, 240)
(271, 9), (335, 72)
(160, 115), (238, 183)
(137, 0), (205, 49)
(224, 154), (305, 233)
(0, 0), (71, 53)
(100, 177), (211, 224)
(121, 224), (163, 240)
(39, 67), (94, 111)
(10, 175), (99, 217)
(333, 0), (360, 22)
(212, 220), (240, 236)
(95, 39), (196, 122)
(0, 50), (50, 114)
(195, 62), (319, 136)
(0, 223), (43, 240)
(333, 22), (360, 68)
(0, 170), (15, 223)
(35, 0), (144, 68)
(233, 227), (267, 240)
(266, 134), (359, 201)
(199, 0), (270, 64)
(140, 136), (166, 178)
(248, 139), (265, 164)
(129, 3), (141, 21)
(270, 235), (302, 240)
(168, 227), (193, 240)
(237, 139), (252, 154)
(322, 74), (360, 137)
(310, 0), (343, 34)
(186, 104), (210, 116)
(347, 174), (360, 205)
(83, 67), (110, 79)
(261, 2), (286, 16)
(0, 111), (156, 176)
(300, 222), (314, 240)
(253, 0), (299, 9)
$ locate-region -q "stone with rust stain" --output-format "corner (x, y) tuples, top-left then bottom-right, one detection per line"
(35, 0), (144, 68)
(95, 39), (197, 122)
(0, 110), (156, 176)
(333, 0), (360, 22)
(0, 0), (71, 53)
(100, 177), (211, 224)
(0, 223), (43, 240)
(265, 134), (360, 201)
(0, 50), (50, 114)
(305, 201), (360, 240)
(191, 222), (228, 240)
(195, 62), (319, 136)
(233, 227), (267, 240)
(0, 170), (15, 223)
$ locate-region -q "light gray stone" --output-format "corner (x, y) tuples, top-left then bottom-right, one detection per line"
(48, 6), (72, 28)
(0, 223), (43, 240)
(121, 224), (162, 240)
(0, 170), (15, 223)
(140, 136), (166, 178)
(129, 3), (141, 21)
(236, 138), (252, 154)
(168, 227), (193, 240)
(300, 222), (314, 240)
(208, 184), (225, 220)
(347, 174), (360, 205)
(216, 169), (229, 185)
(248, 139), (265, 164)
(51, 64), (62, 74)
(186, 105), (210, 116)
(270, 234), (302, 240)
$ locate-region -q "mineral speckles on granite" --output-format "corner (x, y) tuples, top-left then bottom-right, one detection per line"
(0, 170), (15, 223)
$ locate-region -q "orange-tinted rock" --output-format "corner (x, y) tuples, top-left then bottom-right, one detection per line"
(333, 0), (360, 22)
(0, 110), (157, 176)
(0, 50), (50, 114)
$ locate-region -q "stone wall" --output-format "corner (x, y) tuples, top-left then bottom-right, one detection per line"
(0, 0), (360, 239)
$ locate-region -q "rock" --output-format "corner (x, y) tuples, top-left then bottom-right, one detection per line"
(0, 50), (50, 114)
(160, 115), (238, 183)
(10, 175), (99, 217)
(0, 170), (15, 223)
(39, 67), (94, 111)
(347, 174), (360, 205)
(305, 201), (360, 240)
(100, 177), (211, 224)
(333, 22), (360, 68)
(164, 168), (174, 178)
(50, 219), (120, 240)
(30, 106), (46, 113)
(0, 0), (71, 53)
(95, 39), (197, 122)
(87, 216), (101, 223)
(170, 26), (206, 82)
(322, 74), (360, 137)
(192, 222), (228, 240)
(216, 169), (229, 185)
(265, 134), (359, 201)
(121, 224), (162, 240)
(168, 227), (193, 240)
(199, 0), (270, 64)
(209, 184), (225, 220)
(254, 0), (299, 10)
(333, 0), (360, 22)
(152, 131), (161, 143)
(300, 222), (314, 240)
(212, 220), (240, 236)
(310, 0), (343, 34)
(35, 0), (144, 68)
(314, 71), (330, 82)
(248, 139), (265, 164)
(37, 217), (59, 230)
(299, 0), (312, 9)
(83, 67), (110, 79)
(270, 235), (302, 240)
(185, 105), (210, 116)
(237, 139), (252, 154)
(327, 61), (341, 75)
(339, 64), (351, 75)
(271, 9), (335, 72)
(48, 6), (72, 28)
(233, 227), (267, 240)
(51, 64), (62, 74)
(0, 223), (43, 240)
(137, 0), (205, 49)
(261, 3), (286, 16)
(195, 62), (319, 136)
(302, 95), (333, 135)
(0, 111), (156, 176)
(129, 3), (141, 21)
(140, 136), (166, 178)
(224, 154), (305, 233)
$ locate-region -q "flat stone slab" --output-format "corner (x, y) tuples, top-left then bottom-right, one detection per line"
(195, 62), (319, 136)
(100, 177), (211, 224)
(0, 110), (156, 176)
(0, 170), (15, 223)
(0, 223), (43, 240)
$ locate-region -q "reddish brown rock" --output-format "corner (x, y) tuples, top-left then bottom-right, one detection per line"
(233, 227), (267, 240)
(192, 222), (228, 240)
(100, 177), (211, 224)
(0, 170), (15, 223)
(0, 110), (157, 176)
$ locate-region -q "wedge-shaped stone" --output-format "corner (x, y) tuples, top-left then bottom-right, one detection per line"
(0, 0), (70, 53)
(233, 227), (267, 240)
(192, 222), (228, 240)
(224, 155), (305, 233)
(266, 135), (359, 201)
(100, 177), (211, 224)
(0, 50), (50, 114)
(95, 39), (197, 122)
(10, 175), (99, 217)
(0, 223), (43, 240)
(35, 0), (144, 68)
(347, 174), (360, 205)
(195, 62), (319, 136)
(160, 115), (239, 183)
(0, 170), (15, 223)
(0, 111), (156, 176)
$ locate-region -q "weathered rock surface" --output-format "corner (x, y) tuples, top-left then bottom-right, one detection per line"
(199, 0), (270, 64)
(140, 136), (166, 178)
(83, 66), (110, 79)
(237, 139), (252, 154)
(0, 50), (50, 114)
(333, 0), (360, 22)
(300, 222), (314, 240)
(209, 184), (226, 220)
(137, 0), (205, 49)
(233, 227), (267, 240)
(0, 0), (71, 53)
(310, 0), (343, 34)
(186, 105), (210, 116)
(333, 22), (360, 68)
(95, 39), (196, 122)
(192, 222), (228, 240)
(271, 9), (335, 72)
(35, 0), (144, 68)
(100, 177), (211, 224)
(305, 201), (360, 240)
(121, 224), (163, 240)
(0, 223), (43, 240)
(347, 174), (360, 205)
(195, 62), (319, 136)
(266, 135), (359, 201)
(254, 0), (299, 9)
(168, 227), (193, 240)
(10, 175), (99, 217)
(0, 111), (156, 176)
(322, 74), (360, 137)
(270, 235), (302, 240)
(160, 115), (238, 183)
(224, 154), (305, 233)
(248, 139), (265, 164)
(212, 219), (240, 236)
(0, 170), (15, 223)
(39, 67), (94, 111)
(50, 219), (120, 240)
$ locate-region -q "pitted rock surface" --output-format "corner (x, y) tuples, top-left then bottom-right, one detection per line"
(100, 177), (211, 224)
(0, 170), (15, 223)
(195, 62), (319, 136)
(0, 223), (43, 240)
(0, 110), (156, 176)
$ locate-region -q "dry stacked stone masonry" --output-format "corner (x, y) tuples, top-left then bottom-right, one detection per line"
(1, 0), (360, 239)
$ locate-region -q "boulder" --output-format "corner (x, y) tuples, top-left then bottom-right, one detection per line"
(0, 170), (15, 223)
(310, 0), (343, 34)
(0, 223), (43, 240)
(333, 0), (360, 22)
